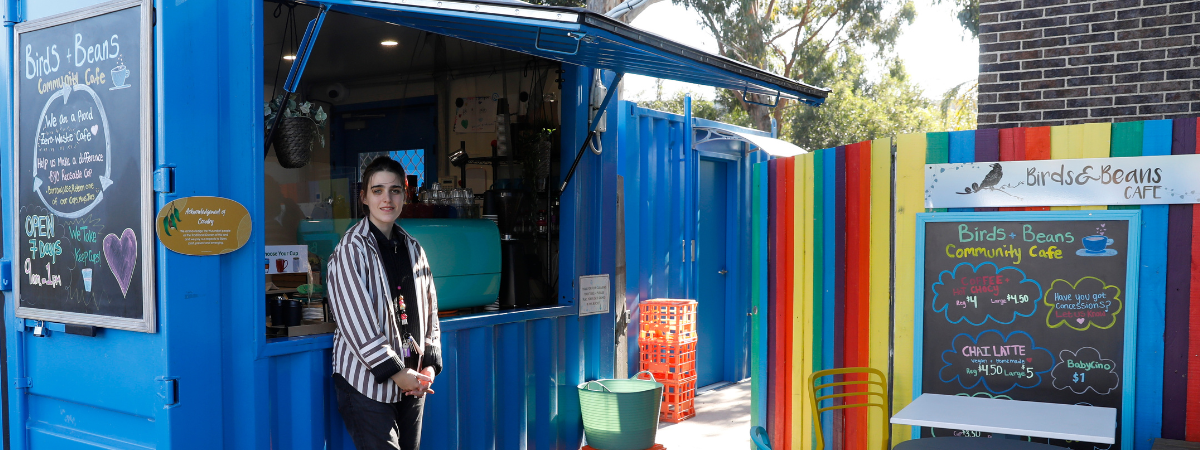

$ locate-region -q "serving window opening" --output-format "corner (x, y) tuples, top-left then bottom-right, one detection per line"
(261, 1), (563, 339)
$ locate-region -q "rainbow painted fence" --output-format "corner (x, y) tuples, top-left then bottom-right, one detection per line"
(753, 117), (1200, 450)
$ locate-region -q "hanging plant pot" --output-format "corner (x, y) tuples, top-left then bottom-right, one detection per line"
(272, 117), (318, 168)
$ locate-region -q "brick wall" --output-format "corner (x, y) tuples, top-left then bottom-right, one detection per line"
(977, 0), (1200, 128)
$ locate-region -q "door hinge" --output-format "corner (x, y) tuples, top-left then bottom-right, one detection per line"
(156, 377), (179, 406)
(11, 377), (30, 389)
(153, 166), (175, 194)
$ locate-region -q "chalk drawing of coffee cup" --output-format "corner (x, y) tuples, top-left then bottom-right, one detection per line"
(110, 64), (131, 90)
(1077, 235), (1117, 257)
(82, 268), (93, 292)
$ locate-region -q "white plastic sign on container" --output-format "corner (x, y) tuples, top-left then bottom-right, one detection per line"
(578, 274), (610, 316)
(925, 154), (1200, 208)
(265, 245), (310, 274)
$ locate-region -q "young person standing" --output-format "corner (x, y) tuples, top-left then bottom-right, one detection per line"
(328, 156), (442, 450)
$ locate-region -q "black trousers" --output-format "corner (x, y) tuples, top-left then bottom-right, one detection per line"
(333, 374), (425, 450)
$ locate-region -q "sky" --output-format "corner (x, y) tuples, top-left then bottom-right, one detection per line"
(624, 0), (979, 102)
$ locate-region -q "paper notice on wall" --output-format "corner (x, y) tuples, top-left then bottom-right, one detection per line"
(453, 97), (496, 133)
(579, 274), (610, 316)
(265, 245), (311, 274)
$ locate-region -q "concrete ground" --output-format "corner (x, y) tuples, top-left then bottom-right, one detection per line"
(655, 380), (753, 450)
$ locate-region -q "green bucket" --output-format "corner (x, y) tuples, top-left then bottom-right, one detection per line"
(577, 371), (663, 450)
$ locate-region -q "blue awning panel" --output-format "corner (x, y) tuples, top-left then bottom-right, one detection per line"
(312, 0), (829, 105)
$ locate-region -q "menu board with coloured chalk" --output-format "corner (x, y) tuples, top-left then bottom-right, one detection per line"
(13, 1), (155, 332)
(915, 212), (1139, 448)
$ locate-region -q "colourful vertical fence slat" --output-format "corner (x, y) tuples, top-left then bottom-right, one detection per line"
(1136, 119), (1171, 450)
(974, 129), (1000, 212)
(947, 131), (975, 212)
(833, 146), (848, 449)
(798, 154), (817, 449)
(821, 148), (838, 449)
(1079, 123), (1111, 211)
(892, 133), (926, 444)
(997, 128), (1025, 212)
(1164, 117), (1196, 440)
(1025, 127), (1052, 211)
(1049, 125), (1077, 211)
(1186, 117), (1200, 441)
(847, 144), (863, 450)
(812, 150), (825, 445)
(768, 159), (780, 445)
(867, 138), (891, 450)
(752, 162), (766, 429)
(783, 157), (796, 450)
(1109, 122), (1142, 212)
(926, 133), (949, 213)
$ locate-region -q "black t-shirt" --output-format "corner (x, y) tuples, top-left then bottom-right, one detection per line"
(369, 222), (421, 369)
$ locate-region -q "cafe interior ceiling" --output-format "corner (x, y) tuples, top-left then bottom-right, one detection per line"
(265, 3), (543, 91)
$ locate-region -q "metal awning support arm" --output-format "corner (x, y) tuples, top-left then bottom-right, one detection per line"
(559, 71), (624, 198)
(265, 4), (329, 156)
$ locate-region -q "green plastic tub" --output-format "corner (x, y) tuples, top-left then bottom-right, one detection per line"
(577, 371), (663, 450)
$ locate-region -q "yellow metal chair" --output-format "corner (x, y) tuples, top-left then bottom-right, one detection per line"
(808, 367), (889, 450)
(808, 368), (1064, 450)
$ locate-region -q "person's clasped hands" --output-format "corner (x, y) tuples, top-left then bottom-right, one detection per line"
(391, 368), (435, 397)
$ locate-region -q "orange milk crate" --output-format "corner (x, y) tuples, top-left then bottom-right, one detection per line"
(639, 342), (696, 381)
(659, 377), (697, 423)
(638, 299), (697, 344)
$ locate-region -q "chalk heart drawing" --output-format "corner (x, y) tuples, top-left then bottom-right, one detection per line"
(1050, 347), (1120, 395)
(103, 228), (137, 297)
(939, 330), (1055, 394)
(1043, 276), (1122, 331)
(931, 261), (1042, 326)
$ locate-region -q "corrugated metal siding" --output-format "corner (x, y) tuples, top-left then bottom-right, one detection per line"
(617, 102), (769, 382)
(264, 314), (572, 450)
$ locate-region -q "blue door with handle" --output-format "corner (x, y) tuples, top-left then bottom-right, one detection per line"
(696, 158), (729, 388)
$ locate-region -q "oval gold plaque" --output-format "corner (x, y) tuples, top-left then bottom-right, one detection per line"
(155, 196), (252, 256)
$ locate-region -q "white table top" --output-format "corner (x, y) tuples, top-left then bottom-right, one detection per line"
(889, 393), (1117, 444)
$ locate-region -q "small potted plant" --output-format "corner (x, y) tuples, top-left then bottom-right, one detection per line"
(265, 94), (328, 168)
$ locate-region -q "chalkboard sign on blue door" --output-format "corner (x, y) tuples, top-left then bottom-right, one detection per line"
(914, 211), (1139, 449)
(13, 0), (156, 332)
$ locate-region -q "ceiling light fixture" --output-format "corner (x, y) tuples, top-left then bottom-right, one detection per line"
(381, 40), (399, 46)
(283, 54), (297, 60)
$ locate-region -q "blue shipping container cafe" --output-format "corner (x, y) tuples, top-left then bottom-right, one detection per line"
(0, 0), (827, 448)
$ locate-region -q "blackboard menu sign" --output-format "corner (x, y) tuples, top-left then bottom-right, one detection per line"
(13, 0), (155, 332)
(915, 211), (1139, 448)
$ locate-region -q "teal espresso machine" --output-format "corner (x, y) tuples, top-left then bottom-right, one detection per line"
(299, 218), (501, 311)
(398, 219), (501, 310)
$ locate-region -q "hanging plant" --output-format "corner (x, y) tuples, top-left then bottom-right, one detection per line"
(264, 94), (329, 168)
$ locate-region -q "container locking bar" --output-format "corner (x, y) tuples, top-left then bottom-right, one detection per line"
(559, 71), (624, 198)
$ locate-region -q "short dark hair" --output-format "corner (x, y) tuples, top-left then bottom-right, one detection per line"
(360, 156), (407, 191)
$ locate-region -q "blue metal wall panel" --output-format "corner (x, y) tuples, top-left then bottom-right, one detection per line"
(496, 322), (528, 450)
(3, 4), (23, 449)
(618, 103), (766, 383)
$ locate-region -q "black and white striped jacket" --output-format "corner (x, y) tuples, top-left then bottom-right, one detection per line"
(328, 219), (441, 402)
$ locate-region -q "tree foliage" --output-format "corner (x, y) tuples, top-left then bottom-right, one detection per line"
(670, 0), (916, 131)
(788, 48), (945, 150)
(934, 0), (979, 36)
